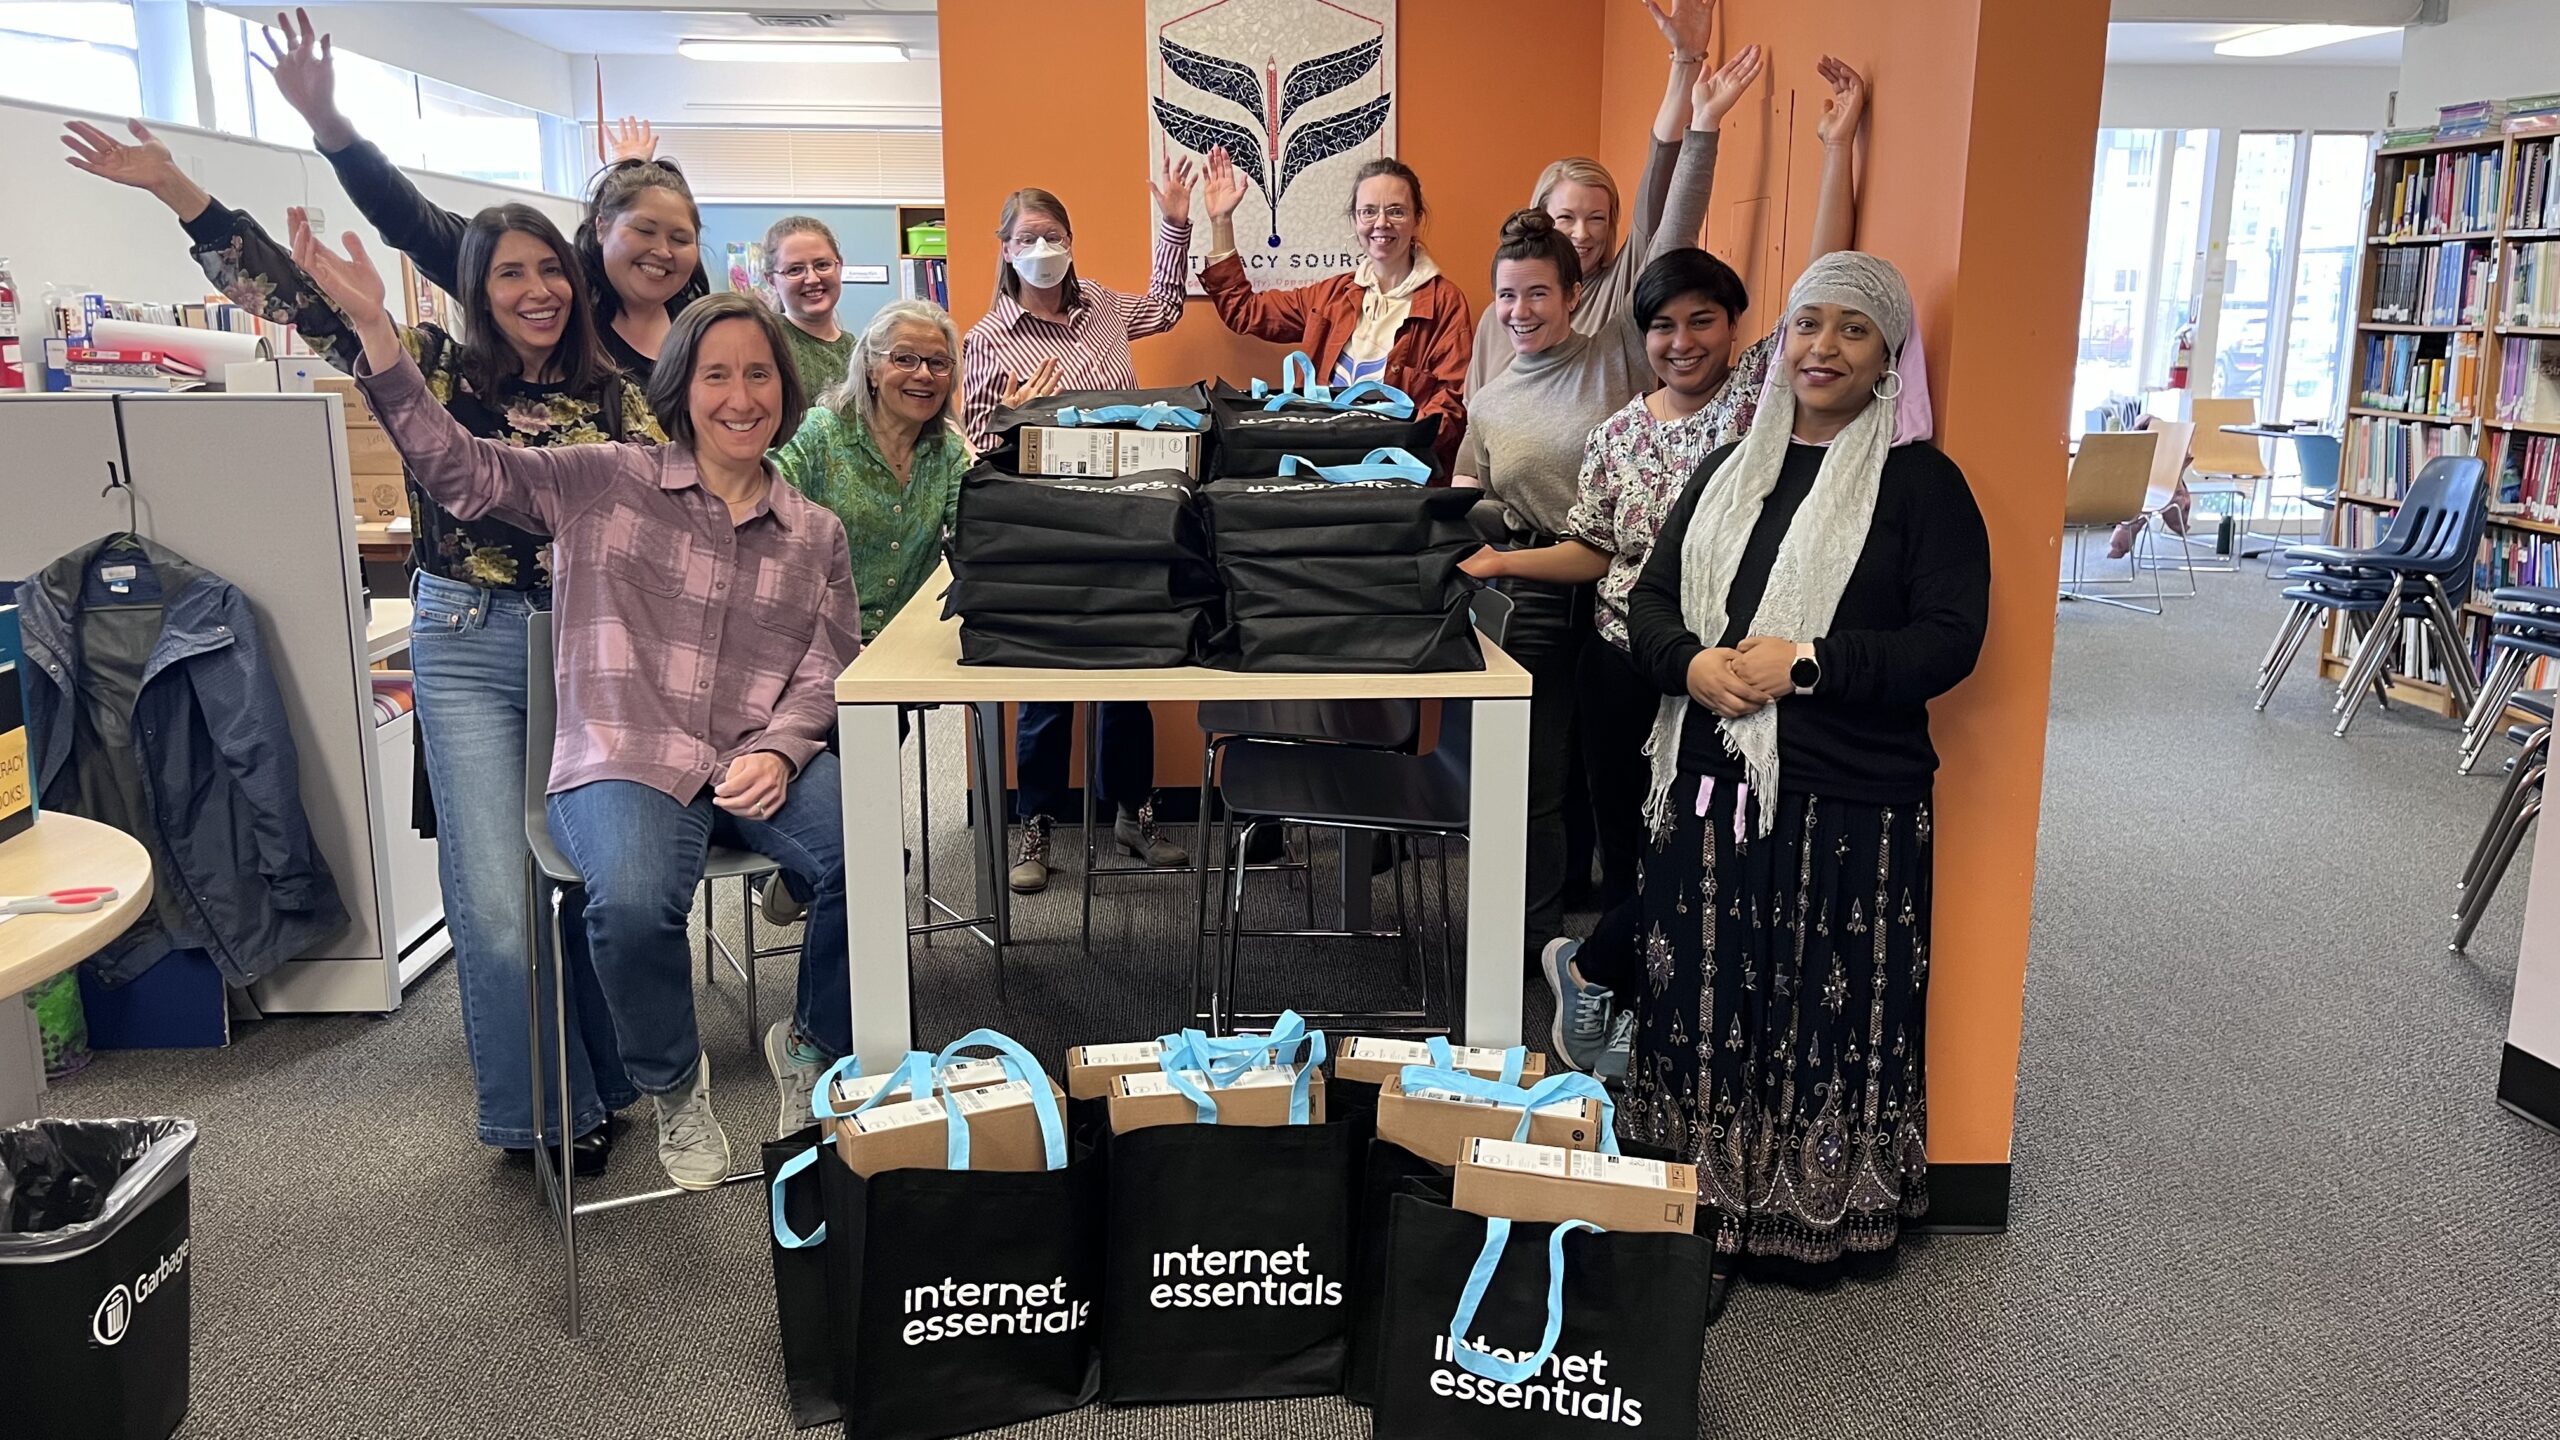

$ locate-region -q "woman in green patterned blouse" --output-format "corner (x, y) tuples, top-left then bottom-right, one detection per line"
(772, 298), (972, 645)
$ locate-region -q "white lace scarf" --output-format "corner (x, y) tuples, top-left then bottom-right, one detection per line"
(1640, 382), (1895, 840)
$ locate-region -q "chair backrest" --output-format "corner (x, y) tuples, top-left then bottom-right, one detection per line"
(2290, 433), (2343, 498)
(2061, 431), (2159, 526)
(2140, 420), (2195, 507)
(2382, 455), (2490, 592)
(2189, 397), (2268, 477)
(523, 611), (567, 871)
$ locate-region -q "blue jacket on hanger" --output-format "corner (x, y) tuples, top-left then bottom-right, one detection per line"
(16, 534), (345, 986)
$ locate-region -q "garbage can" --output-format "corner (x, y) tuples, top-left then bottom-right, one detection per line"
(0, 1118), (198, 1440)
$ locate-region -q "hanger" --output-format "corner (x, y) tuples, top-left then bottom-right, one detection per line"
(99, 391), (142, 544)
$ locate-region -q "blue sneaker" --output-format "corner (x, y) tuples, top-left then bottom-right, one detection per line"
(1541, 937), (1614, 1074)
(1596, 1010), (1635, 1082)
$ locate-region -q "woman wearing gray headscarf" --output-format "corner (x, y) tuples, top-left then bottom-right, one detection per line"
(1597, 251), (1990, 1272)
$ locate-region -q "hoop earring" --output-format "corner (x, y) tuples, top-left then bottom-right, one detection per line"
(1872, 370), (1904, 402)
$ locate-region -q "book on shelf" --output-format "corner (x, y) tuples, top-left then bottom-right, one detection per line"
(2359, 331), (2479, 417)
(2503, 240), (2560, 325)
(2486, 427), (2560, 520)
(2439, 98), (2509, 141)
(2379, 148), (2504, 237)
(2370, 240), (2492, 325)
(2347, 414), (2465, 501)
(2512, 136), (2560, 231)
(898, 256), (948, 307)
(2495, 336), (2560, 423)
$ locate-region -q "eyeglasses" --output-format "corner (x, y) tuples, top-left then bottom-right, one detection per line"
(776, 259), (839, 281)
(1353, 205), (1412, 224)
(884, 351), (953, 377)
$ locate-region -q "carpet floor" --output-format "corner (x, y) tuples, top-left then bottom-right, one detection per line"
(36, 564), (2560, 1438)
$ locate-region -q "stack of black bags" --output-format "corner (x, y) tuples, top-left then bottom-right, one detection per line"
(946, 386), (1221, 667)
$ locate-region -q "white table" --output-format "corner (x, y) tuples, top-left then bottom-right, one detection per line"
(834, 566), (1535, 1071)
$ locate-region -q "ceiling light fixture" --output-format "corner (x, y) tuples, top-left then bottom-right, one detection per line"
(677, 39), (907, 63)
(2212, 24), (2398, 58)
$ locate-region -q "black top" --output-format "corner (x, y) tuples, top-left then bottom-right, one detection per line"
(1626, 439), (1991, 803)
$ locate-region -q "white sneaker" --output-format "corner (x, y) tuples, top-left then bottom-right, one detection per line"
(758, 875), (808, 927)
(652, 1054), (732, 1192)
(764, 1020), (829, 1136)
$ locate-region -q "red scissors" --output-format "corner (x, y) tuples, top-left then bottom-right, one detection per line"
(0, 887), (121, 917)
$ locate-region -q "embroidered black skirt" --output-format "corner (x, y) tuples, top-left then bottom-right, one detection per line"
(1619, 772), (1933, 1270)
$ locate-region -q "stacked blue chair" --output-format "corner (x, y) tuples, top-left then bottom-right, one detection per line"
(2457, 586), (2560, 773)
(2254, 455), (2488, 737)
(2453, 690), (2553, 952)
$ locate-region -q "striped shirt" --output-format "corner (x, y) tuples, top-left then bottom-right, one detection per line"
(959, 218), (1193, 450)
(358, 351), (860, 805)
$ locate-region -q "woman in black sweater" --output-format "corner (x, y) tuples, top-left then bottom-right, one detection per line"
(1589, 252), (1988, 1275)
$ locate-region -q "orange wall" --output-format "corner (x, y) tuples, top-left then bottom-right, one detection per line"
(1597, 0), (2108, 1167)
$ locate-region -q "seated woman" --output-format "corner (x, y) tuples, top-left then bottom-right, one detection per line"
(1194, 152), (1474, 471)
(290, 215), (860, 1193)
(1617, 251), (1988, 1274)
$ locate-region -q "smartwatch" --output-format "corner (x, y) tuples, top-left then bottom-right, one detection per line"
(1790, 642), (1821, 696)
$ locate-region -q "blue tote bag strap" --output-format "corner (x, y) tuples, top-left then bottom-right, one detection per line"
(806, 1053), (865, 1121)
(1424, 1037), (1529, 1086)
(1156, 1025), (1327, 1124)
(769, 1143), (827, 1249)
(1058, 401), (1206, 431)
(1447, 1218), (1606, 1384)
(1508, 1072), (1621, 1155)
(932, 1028), (1069, 1171)
(1276, 448), (1431, 486)
(811, 1051), (937, 1123)
(1251, 350), (1329, 404)
(1328, 379), (1418, 417)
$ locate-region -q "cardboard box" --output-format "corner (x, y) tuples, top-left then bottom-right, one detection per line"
(1333, 1037), (1548, 1088)
(1017, 426), (1203, 479)
(1066, 1039), (1168, 1100)
(817, 1056), (1013, 1138)
(1108, 1065), (1327, 1134)
(224, 357), (336, 392)
(352, 475), (409, 523)
(1374, 1073), (1603, 1168)
(341, 419), (405, 477)
(1454, 1138), (1697, 1235)
(833, 1075), (1068, 1176)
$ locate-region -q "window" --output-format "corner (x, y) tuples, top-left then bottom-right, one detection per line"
(0, 3), (141, 116)
(2072, 129), (2212, 433)
(2281, 134), (2376, 429)
(2213, 132), (2300, 413)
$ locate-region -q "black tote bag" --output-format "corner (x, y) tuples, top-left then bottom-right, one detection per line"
(952, 465), (1209, 565)
(1228, 603), (1482, 674)
(1371, 1197), (1714, 1440)
(945, 556), (1222, 615)
(958, 606), (1216, 669)
(1210, 382), (1442, 479)
(765, 1128), (845, 1429)
(781, 1035), (1105, 1440)
(1203, 472), (1484, 559)
(987, 384), (1213, 456)
(1218, 544), (1477, 619)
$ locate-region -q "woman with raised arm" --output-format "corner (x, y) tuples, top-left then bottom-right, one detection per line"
(257, 7), (706, 371)
(1621, 252), (1986, 1275)
(958, 166), (1201, 893)
(289, 215), (861, 1192)
(62, 116), (664, 1179)
(1465, 0), (1752, 394)
(1193, 152), (1473, 471)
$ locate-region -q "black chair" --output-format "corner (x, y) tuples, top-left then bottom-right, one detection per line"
(2454, 691), (2553, 952)
(2457, 589), (2560, 774)
(2254, 455), (2486, 735)
(1198, 589), (1513, 1034)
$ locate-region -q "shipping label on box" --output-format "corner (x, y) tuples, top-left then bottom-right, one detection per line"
(819, 1057), (1012, 1137)
(1115, 429), (1201, 478)
(834, 1077), (1066, 1176)
(1454, 1138), (1696, 1234)
(1068, 1039), (1167, 1100)
(1109, 1065), (1327, 1133)
(1018, 426), (1122, 477)
(1375, 1073), (1602, 1167)
(1334, 1037), (1546, 1087)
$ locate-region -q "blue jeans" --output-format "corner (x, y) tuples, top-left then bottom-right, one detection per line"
(408, 573), (636, 1146)
(546, 750), (852, 1096)
(1016, 701), (1154, 821)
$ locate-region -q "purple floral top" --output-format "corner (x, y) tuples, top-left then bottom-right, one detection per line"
(1562, 333), (1777, 651)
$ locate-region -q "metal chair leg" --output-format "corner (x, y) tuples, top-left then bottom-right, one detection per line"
(1193, 734), (1218, 1003)
(1081, 702), (1098, 955)
(2423, 584), (2480, 713)
(549, 883), (580, 1336)
(2256, 600), (2307, 683)
(2460, 651), (2527, 773)
(740, 874), (761, 1042)
(1221, 819), (1262, 1032)
(2257, 602), (2322, 710)
(2454, 791), (2541, 952)
(915, 709), (934, 942)
(2334, 581), (2406, 736)
(2462, 744), (2547, 894)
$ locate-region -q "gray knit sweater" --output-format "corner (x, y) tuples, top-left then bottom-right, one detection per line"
(1457, 327), (1651, 540)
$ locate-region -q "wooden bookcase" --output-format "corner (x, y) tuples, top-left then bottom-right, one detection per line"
(2323, 118), (2560, 715)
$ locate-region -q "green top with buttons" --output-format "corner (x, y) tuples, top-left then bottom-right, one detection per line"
(771, 402), (970, 643)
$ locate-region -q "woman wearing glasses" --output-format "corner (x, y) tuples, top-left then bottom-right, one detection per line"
(763, 216), (854, 398)
(1195, 153), (1473, 472)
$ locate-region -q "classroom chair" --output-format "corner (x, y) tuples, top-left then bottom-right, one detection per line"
(2057, 430), (2164, 614)
(2185, 397), (2271, 572)
(2454, 692), (2552, 953)
(2458, 589), (2560, 774)
(2258, 432), (2344, 577)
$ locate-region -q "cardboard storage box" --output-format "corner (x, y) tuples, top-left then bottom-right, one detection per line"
(819, 1057), (1012, 1139)
(1374, 1073), (1603, 1167)
(1108, 1065), (1327, 1133)
(1454, 1138), (1697, 1235)
(833, 1075), (1068, 1176)
(353, 475), (408, 523)
(1018, 426), (1202, 479)
(1334, 1037), (1548, 1087)
(340, 420), (404, 477)
(1066, 1039), (1168, 1100)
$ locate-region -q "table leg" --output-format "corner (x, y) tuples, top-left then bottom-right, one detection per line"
(0, 993), (45, 1125)
(1465, 697), (1531, 1048)
(1338, 832), (1376, 929)
(841, 701), (913, 1071)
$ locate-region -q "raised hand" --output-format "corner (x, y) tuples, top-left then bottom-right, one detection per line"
(1815, 55), (1868, 147)
(1150, 152), (1202, 225)
(604, 116), (658, 163)
(259, 9), (351, 149)
(61, 118), (211, 219)
(1693, 42), (1764, 130)
(1644, 0), (1717, 64)
(288, 208), (388, 324)
(997, 356), (1062, 410)
(1201, 145), (1249, 220)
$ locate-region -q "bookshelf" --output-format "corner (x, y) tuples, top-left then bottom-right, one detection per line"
(2328, 110), (2560, 713)
(896, 203), (949, 308)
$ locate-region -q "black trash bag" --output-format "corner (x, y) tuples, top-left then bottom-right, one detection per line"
(0, 1117), (190, 1236)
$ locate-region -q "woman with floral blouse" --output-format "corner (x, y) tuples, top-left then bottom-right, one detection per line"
(65, 117), (661, 1180)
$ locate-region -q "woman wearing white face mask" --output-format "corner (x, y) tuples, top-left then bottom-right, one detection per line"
(957, 163), (1201, 893)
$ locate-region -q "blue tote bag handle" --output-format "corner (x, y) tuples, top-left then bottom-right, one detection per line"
(1057, 402), (1206, 431)
(932, 1028), (1068, 1171)
(1158, 1028), (1328, 1124)
(1250, 350), (1329, 404)
(1424, 1037), (1527, 1086)
(1446, 1218), (1606, 1384)
(1277, 448), (1432, 486)
(770, 1143), (828, 1249)
(1508, 1071), (1621, 1156)
(1165, 1010), (1314, 1080)
(1328, 378), (1418, 417)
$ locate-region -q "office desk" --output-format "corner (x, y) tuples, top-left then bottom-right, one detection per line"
(1, 814), (154, 1122)
(835, 565), (1534, 1071)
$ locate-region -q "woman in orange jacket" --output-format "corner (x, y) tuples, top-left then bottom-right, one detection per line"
(1195, 151), (1474, 472)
